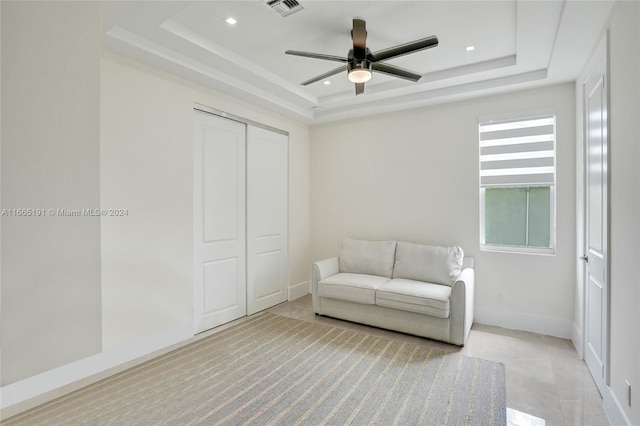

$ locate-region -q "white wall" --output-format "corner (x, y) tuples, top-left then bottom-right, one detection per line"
(310, 83), (576, 338)
(0, 1), (102, 385)
(1, 1), (3, 383)
(100, 50), (311, 350)
(599, 2), (639, 424)
(574, 3), (640, 424)
(0, 9), (310, 411)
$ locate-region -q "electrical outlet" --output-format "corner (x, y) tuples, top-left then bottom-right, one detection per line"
(625, 380), (631, 406)
(497, 292), (503, 303)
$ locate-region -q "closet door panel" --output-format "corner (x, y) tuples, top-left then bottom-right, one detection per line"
(193, 111), (246, 333)
(247, 126), (288, 315)
(203, 130), (240, 242)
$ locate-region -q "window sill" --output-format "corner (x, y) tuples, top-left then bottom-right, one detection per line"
(480, 244), (556, 256)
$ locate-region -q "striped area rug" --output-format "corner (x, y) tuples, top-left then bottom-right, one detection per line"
(5, 313), (506, 425)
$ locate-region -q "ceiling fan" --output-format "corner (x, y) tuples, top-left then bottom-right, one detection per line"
(285, 18), (438, 95)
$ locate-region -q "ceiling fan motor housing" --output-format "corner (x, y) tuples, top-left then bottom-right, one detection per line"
(347, 48), (373, 82)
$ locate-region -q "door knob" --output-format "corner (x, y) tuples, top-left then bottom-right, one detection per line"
(579, 255), (589, 262)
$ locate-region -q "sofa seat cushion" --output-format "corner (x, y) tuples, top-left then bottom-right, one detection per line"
(376, 278), (451, 318)
(318, 273), (390, 305)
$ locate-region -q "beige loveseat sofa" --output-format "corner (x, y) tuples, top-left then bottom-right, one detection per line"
(312, 239), (475, 346)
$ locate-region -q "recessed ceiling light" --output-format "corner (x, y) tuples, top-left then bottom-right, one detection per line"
(225, 17), (237, 25)
(323, 80), (331, 85)
(466, 45), (475, 52)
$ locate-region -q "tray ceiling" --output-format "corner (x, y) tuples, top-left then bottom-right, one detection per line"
(102, 1), (615, 123)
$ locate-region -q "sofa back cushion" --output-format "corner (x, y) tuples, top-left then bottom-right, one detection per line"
(392, 242), (464, 286)
(339, 238), (397, 278)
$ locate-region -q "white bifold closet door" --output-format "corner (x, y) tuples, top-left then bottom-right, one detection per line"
(193, 112), (247, 333)
(246, 126), (288, 315)
(193, 110), (288, 334)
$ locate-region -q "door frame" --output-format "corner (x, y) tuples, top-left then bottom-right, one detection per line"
(194, 104), (289, 139)
(579, 32), (610, 386)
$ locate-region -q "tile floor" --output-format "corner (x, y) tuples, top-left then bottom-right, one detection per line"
(267, 295), (609, 426)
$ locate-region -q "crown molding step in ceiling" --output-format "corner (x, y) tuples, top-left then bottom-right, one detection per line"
(101, 0), (615, 123)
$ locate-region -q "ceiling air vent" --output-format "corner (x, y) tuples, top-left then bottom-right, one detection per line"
(267, 0), (304, 18)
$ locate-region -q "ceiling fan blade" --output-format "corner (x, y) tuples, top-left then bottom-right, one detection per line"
(300, 65), (348, 86)
(352, 18), (367, 59)
(371, 36), (438, 62)
(355, 82), (365, 95)
(372, 63), (422, 82)
(285, 50), (348, 63)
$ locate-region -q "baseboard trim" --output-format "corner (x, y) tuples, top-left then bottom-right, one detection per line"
(571, 322), (584, 358)
(289, 280), (310, 300)
(0, 322), (193, 420)
(603, 384), (632, 425)
(474, 307), (573, 338)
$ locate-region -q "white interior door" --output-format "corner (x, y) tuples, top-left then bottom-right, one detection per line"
(583, 46), (608, 392)
(246, 126), (288, 315)
(193, 111), (247, 333)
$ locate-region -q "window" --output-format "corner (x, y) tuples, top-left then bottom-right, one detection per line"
(479, 114), (556, 254)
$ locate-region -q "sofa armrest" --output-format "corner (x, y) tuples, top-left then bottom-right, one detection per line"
(312, 257), (339, 283)
(449, 267), (475, 346)
(311, 257), (339, 313)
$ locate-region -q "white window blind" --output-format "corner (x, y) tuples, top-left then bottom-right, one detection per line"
(479, 115), (556, 187)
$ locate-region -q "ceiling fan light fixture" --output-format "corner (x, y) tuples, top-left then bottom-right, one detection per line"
(348, 61), (372, 83)
(348, 69), (371, 83)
